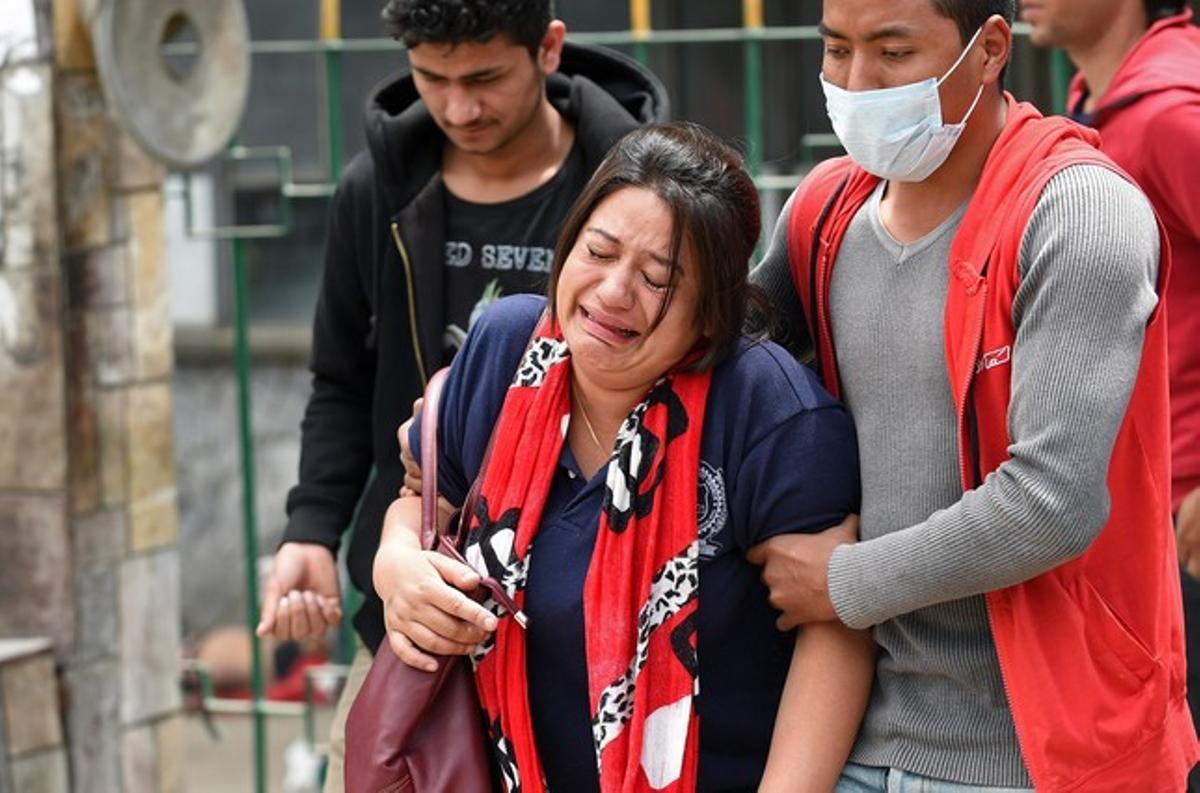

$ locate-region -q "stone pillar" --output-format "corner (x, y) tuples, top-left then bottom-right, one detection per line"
(0, 8), (73, 790)
(0, 0), (71, 650)
(0, 0), (183, 791)
(57, 0), (183, 787)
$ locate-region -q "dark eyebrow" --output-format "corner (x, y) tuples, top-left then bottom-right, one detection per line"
(463, 67), (504, 80)
(583, 226), (674, 268)
(866, 24), (918, 41)
(817, 22), (844, 39)
(818, 21), (918, 42)
(412, 65), (503, 81)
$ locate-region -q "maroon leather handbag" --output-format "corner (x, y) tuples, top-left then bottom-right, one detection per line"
(344, 367), (504, 793)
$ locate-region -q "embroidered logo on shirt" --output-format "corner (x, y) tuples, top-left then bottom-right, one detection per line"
(697, 461), (728, 559)
(975, 345), (1011, 375)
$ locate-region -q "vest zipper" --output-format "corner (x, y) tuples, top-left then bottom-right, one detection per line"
(954, 287), (987, 490)
(391, 221), (429, 388)
(955, 276), (1038, 785)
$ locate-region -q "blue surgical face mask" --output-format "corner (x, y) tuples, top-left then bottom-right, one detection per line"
(820, 27), (986, 182)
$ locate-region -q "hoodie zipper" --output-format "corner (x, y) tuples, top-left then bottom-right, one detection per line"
(390, 221), (429, 388)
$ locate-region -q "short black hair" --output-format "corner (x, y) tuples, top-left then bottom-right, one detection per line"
(547, 123), (765, 371)
(1144, 0), (1187, 21)
(931, 0), (1015, 86)
(931, 0), (1016, 43)
(381, 0), (553, 56)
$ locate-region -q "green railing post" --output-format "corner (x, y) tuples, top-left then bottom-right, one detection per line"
(233, 233), (269, 793)
(318, 0), (363, 669)
(322, 0), (345, 180)
(1049, 48), (1073, 113)
(629, 0), (651, 65)
(742, 0), (764, 178)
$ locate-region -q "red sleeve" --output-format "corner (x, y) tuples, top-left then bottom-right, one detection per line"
(1143, 101), (1200, 235)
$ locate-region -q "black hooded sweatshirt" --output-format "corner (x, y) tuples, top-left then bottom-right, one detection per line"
(282, 42), (669, 652)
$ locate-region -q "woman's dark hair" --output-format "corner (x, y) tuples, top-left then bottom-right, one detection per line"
(1144, 0), (1187, 21)
(381, 0), (552, 57)
(546, 122), (764, 372)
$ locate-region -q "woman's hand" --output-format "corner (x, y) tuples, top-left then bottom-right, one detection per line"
(374, 497), (498, 671)
(397, 397), (423, 497)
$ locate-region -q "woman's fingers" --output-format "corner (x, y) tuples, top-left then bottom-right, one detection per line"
(409, 559), (495, 638)
(426, 554), (496, 632)
(409, 599), (490, 645)
(388, 629), (439, 672)
(403, 621), (480, 657)
(426, 551), (482, 592)
(383, 594), (484, 666)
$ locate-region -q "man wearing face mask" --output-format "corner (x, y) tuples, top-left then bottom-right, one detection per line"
(748, 0), (1198, 789)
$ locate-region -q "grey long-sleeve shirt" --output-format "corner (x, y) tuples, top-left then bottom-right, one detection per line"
(751, 165), (1160, 785)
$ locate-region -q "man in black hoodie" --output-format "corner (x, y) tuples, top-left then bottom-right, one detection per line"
(253, 1), (667, 787)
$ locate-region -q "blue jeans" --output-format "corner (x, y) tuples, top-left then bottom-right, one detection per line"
(836, 763), (1035, 793)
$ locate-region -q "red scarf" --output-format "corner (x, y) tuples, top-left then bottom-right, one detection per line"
(466, 315), (711, 793)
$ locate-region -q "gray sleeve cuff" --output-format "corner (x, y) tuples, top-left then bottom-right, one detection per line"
(829, 542), (871, 628)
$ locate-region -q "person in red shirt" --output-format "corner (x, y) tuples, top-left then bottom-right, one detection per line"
(1023, 1), (1200, 783)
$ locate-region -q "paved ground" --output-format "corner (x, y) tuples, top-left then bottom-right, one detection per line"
(183, 706), (335, 792)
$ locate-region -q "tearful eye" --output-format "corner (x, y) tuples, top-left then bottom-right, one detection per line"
(642, 272), (668, 291)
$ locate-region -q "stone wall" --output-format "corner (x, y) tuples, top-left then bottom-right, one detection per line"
(0, 0), (183, 790)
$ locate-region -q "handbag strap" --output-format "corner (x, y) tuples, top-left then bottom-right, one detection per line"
(417, 366), (497, 551)
(413, 318), (546, 627)
(417, 314), (546, 551)
(446, 412), (499, 550)
(418, 367), (527, 627)
(418, 367), (450, 551)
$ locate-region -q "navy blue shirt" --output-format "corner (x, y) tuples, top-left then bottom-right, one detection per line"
(412, 295), (859, 792)
(1069, 92), (1096, 126)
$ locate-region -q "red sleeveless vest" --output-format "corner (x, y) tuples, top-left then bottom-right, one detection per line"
(786, 95), (1197, 791)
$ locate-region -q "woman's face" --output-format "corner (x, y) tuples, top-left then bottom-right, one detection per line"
(555, 186), (704, 393)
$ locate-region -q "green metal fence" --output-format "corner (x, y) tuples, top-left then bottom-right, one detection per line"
(174, 5), (1068, 790)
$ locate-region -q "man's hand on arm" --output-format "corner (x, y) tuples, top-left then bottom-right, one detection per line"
(746, 515), (859, 630)
(1177, 487), (1200, 578)
(256, 542), (343, 641)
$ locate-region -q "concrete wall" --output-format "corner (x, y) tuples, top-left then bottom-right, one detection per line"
(171, 360), (308, 644)
(0, 0), (184, 790)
